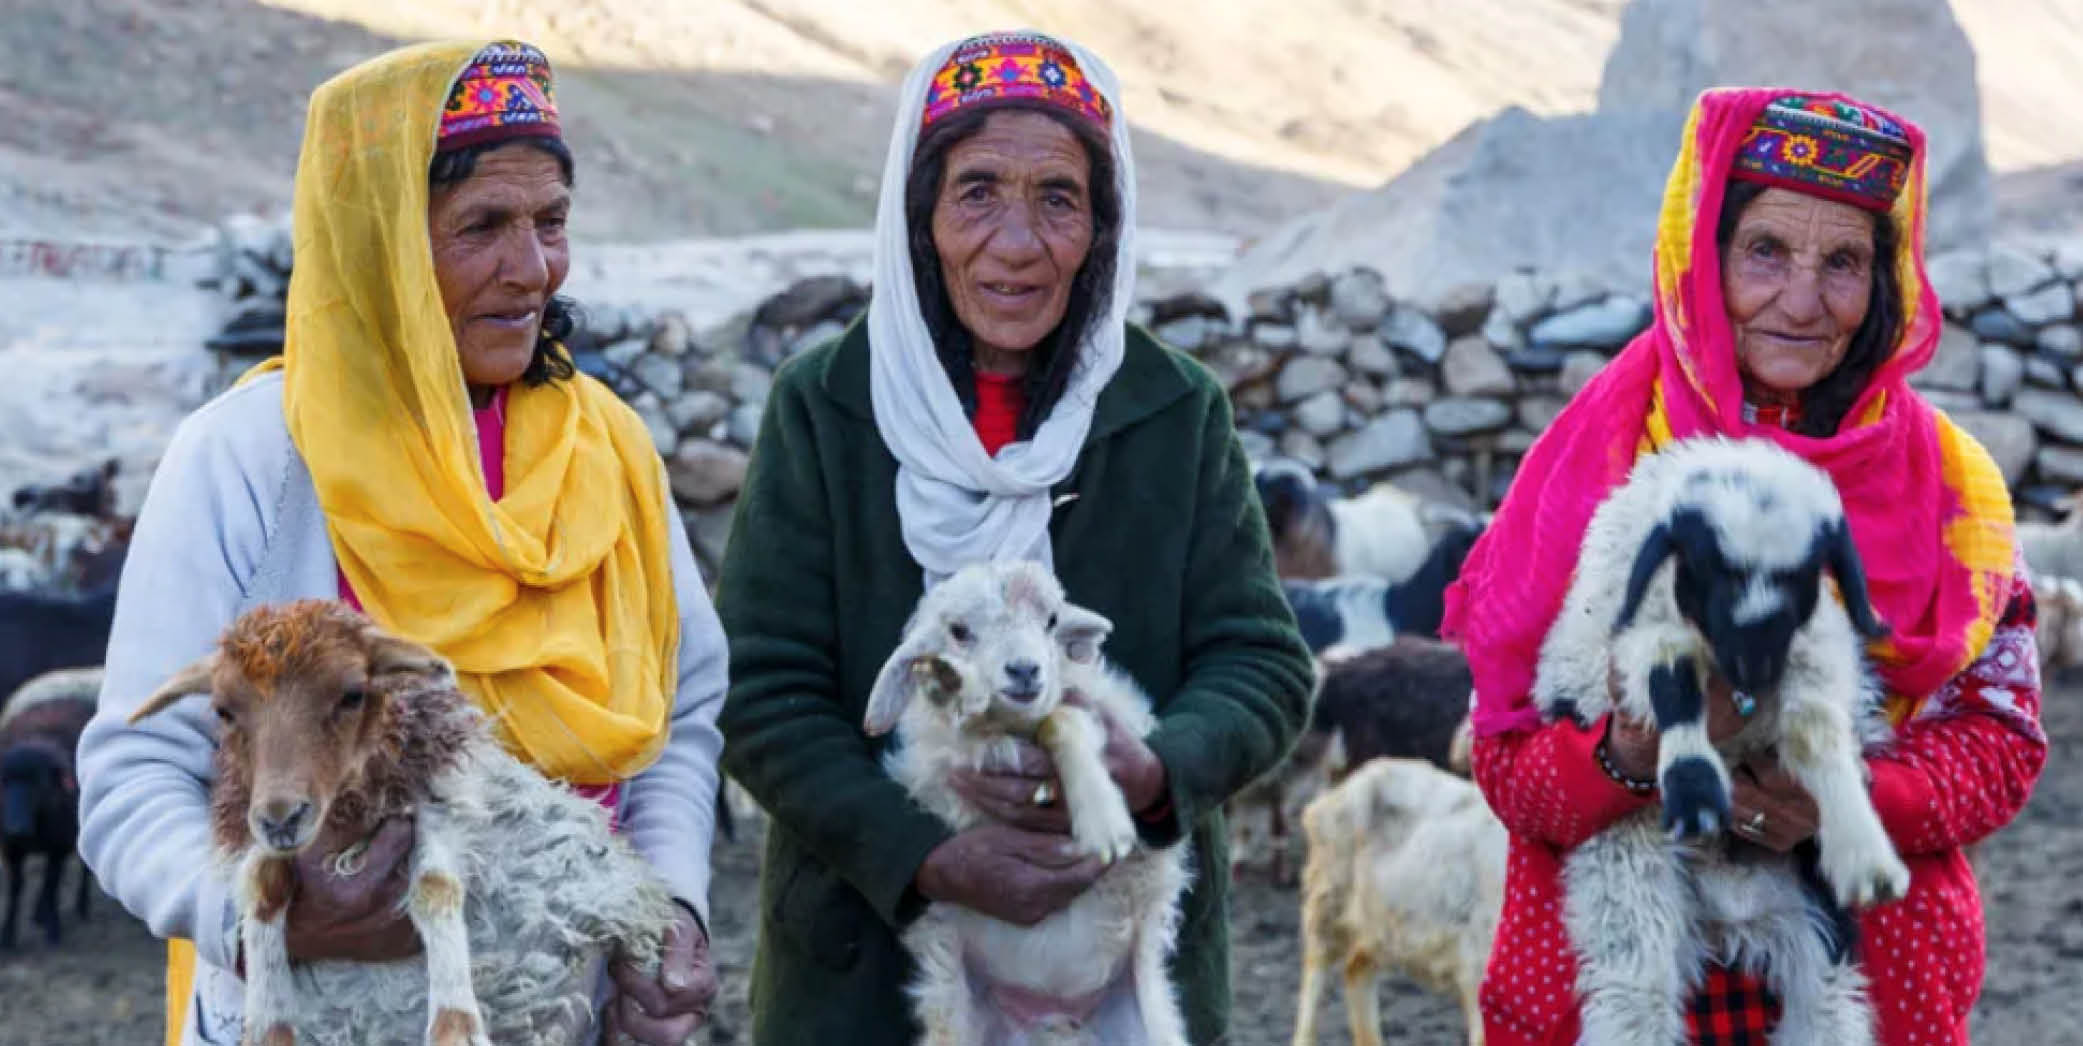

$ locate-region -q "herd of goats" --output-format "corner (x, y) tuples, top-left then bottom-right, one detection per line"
(1, 436), (2079, 1045)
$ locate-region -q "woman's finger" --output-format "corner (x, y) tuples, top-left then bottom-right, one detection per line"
(608, 956), (672, 1017)
(611, 993), (699, 1046)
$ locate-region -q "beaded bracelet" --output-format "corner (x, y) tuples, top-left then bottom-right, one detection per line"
(1595, 734), (1657, 796)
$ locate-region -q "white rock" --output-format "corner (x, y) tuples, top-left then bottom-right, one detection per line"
(1343, 380), (1385, 415)
(1548, 270), (1607, 313)
(1979, 345), (2024, 407)
(668, 439), (750, 507)
(1912, 324), (1980, 391)
(1926, 249), (1991, 315)
(1380, 307), (1447, 364)
(637, 402), (680, 456)
(1253, 323), (1298, 349)
(1481, 308), (1525, 351)
(1529, 296), (1649, 350)
(1423, 397), (1514, 437)
(1518, 395), (1568, 432)
(1328, 269), (1392, 330)
(649, 312), (693, 357)
(1297, 308), (1352, 356)
(1155, 314), (1213, 353)
(2036, 443), (2083, 487)
(1952, 411), (2036, 485)
(1276, 356), (1346, 403)
(632, 353), (684, 398)
(1559, 350), (1609, 398)
(727, 403), (766, 447)
(1347, 335), (1398, 378)
(2013, 387), (2083, 443)
(2053, 239), (2083, 282)
(1987, 245), (2057, 299)
(2007, 282), (2076, 327)
(730, 363), (773, 405)
(2038, 325), (2083, 360)
(1328, 410), (1434, 479)
(668, 390), (731, 434)
(603, 338), (646, 369)
(1381, 377), (1437, 408)
(1494, 271), (1554, 326)
(2026, 356), (2070, 390)
(1295, 390), (1347, 437)
(1441, 336), (1516, 398)
(1278, 430), (1327, 471)
(1238, 430), (1277, 461)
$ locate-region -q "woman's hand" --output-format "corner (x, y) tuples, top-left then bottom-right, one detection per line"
(1728, 755), (1822, 852)
(602, 905), (717, 1046)
(914, 822), (1108, 926)
(283, 816), (421, 963)
(950, 741), (1071, 834)
(1063, 690), (1168, 815)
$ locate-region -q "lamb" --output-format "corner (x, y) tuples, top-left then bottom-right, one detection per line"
(2019, 492), (2083, 582)
(1532, 436), (1907, 1045)
(2029, 571), (2083, 675)
(1291, 757), (1506, 1046)
(128, 600), (678, 1046)
(1229, 638), (1473, 885)
(1254, 458), (1465, 583)
(1280, 521), (1480, 654)
(1, 674), (98, 949)
(863, 560), (1191, 1046)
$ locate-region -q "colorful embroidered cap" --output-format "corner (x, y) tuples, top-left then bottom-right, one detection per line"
(438, 41), (560, 151)
(921, 31), (1112, 135)
(1730, 94), (1913, 212)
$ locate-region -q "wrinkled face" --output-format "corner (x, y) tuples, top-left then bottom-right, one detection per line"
(930, 110), (1097, 365)
(427, 145), (572, 392)
(213, 650), (389, 855)
(1720, 187), (1877, 401)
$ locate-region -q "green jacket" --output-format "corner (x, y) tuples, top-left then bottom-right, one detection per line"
(715, 319), (1315, 1045)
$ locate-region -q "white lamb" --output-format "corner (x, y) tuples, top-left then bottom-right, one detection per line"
(129, 600), (678, 1046)
(863, 560), (1192, 1046)
(1532, 436), (1908, 1046)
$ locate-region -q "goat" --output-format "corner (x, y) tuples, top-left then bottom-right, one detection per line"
(129, 600), (677, 1046)
(1292, 757), (1506, 1046)
(1230, 638), (1473, 885)
(9, 458), (118, 518)
(1, 689), (95, 949)
(0, 583), (116, 721)
(2019, 493), (2083, 582)
(863, 560), (1191, 1046)
(1532, 436), (1907, 1045)
(2029, 571), (2083, 676)
(1254, 459), (1471, 583)
(1280, 521), (1480, 654)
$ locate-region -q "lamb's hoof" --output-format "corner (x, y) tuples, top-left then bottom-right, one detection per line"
(1826, 840), (1911, 909)
(1659, 758), (1729, 841)
(1073, 802), (1139, 865)
(427, 1008), (491, 1046)
(254, 1023), (297, 1046)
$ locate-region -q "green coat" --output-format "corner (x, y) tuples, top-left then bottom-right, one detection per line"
(715, 319), (1315, 1045)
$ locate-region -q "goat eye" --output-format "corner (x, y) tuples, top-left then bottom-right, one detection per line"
(339, 688), (367, 711)
(214, 706), (236, 727)
(948, 622), (973, 644)
(1047, 613), (1059, 630)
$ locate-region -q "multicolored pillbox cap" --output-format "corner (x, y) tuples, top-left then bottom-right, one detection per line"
(921, 31), (1112, 134)
(1730, 93), (1912, 212)
(439, 41), (560, 151)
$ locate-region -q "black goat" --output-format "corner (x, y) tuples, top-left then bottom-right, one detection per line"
(10, 459), (118, 518)
(1282, 521), (1481, 654)
(1309, 637), (1473, 775)
(1, 698), (95, 949)
(0, 584), (115, 719)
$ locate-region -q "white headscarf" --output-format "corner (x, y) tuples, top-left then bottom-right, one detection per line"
(867, 31), (1139, 587)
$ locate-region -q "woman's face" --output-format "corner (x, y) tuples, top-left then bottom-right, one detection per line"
(1720, 187), (1877, 401)
(930, 110), (1097, 369)
(427, 145), (571, 391)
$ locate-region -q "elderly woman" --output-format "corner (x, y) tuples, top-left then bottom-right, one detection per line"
(76, 42), (724, 1046)
(1445, 90), (2048, 1045)
(715, 29), (1313, 1046)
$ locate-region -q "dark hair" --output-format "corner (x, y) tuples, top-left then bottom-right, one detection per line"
(903, 103), (1121, 439)
(428, 137), (579, 387)
(1715, 178), (1901, 438)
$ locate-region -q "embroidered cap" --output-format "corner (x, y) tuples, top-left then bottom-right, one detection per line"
(921, 31), (1112, 135)
(1730, 94), (1912, 212)
(439, 41), (560, 151)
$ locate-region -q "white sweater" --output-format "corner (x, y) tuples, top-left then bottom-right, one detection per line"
(74, 372), (729, 1044)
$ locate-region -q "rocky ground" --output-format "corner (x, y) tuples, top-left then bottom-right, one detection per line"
(4, 676), (2077, 1046)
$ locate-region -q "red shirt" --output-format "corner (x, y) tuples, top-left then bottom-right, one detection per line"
(974, 371), (1026, 455)
(335, 386), (623, 823)
(1472, 571), (2047, 1046)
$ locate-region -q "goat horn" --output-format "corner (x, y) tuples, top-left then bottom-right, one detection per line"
(128, 654), (219, 724)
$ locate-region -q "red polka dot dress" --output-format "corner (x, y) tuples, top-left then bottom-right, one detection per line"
(1470, 570), (2048, 1046)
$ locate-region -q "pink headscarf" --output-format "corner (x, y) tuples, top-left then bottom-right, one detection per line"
(1444, 87), (2016, 737)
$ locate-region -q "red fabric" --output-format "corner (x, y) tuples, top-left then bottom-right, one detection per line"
(335, 386), (622, 823)
(1442, 88), (2014, 739)
(1472, 573), (2047, 1045)
(973, 371), (1026, 456)
(1687, 966), (1781, 1045)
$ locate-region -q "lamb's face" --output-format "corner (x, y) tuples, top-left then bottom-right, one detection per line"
(864, 561), (1112, 737)
(1665, 507), (1822, 693)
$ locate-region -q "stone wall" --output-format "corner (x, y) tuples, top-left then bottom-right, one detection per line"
(199, 223), (2083, 571)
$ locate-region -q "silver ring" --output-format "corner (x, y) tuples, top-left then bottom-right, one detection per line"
(1032, 782), (1055, 808)
(1744, 810), (1767, 834)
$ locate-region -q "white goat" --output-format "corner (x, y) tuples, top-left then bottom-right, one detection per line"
(863, 560), (1191, 1046)
(2019, 493), (2083, 582)
(1292, 757), (1505, 1046)
(1253, 458), (1441, 582)
(130, 600), (677, 1046)
(1532, 437), (1908, 1046)
(2029, 571), (2083, 674)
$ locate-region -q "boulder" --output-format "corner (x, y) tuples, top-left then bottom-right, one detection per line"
(1985, 245), (2056, 299)
(2025, 355), (2070, 390)
(2038, 325), (2083, 361)
(603, 338), (646, 369)
(1970, 307), (2035, 347)
(667, 390), (731, 435)
(1277, 356), (1346, 403)
(1381, 377), (1438, 408)
(1295, 391), (1348, 438)
(1423, 281), (1495, 339)
(1529, 296), (1650, 350)
(1277, 430), (1327, 471)
(668, 440), (750, 507)
(1481, 307), (1526, 351)
(1518, 395), (1568, 432)
(1154, 314), (1215, 353)
(1911, 324), (1980, 391)
(1441, 336), (1516, 398)
(2008, 282), (2076, 327)
(2035, 443), (2083, 488)
(1252, 322), (1298, 350)
(1979, 345), (2024, 407)
(753, 275), (868, 331)
(1297, 308), (1352, 356)
(1343, 380), (1385, 415)
(1328, 410), (1434, 479)
(1347, 335), (1399, 379)
(1559, 350), (1609, 398)
(1925, 248), (1991, 316)
(1328, 269), (1392, 330)
(727, 403), (766, 448)
(648, 311), (693, 357)
(2013, 387), (2083, 443)
(1380, 307), (1448, 364)
(631, 354), (684, 399)
(1423, 397), (1514, 437)
(1495, 270), (1557, 327)
(730, 363), (773, 406)
(2054, 239), (2083, 282)
(636, 402), (679, 456)
(1548, 271), (1608, 314)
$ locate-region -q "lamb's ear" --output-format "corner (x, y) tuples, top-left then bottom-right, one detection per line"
(1615, 522), (1673, 632)
(359, 625), (452, 683)
(865, 632), (940, 736)
(1823, 522), (1890, 640)
(128, 654), (218, 725)
(1055, 603), (1114, 664)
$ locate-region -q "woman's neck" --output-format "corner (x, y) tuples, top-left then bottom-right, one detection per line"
(972, 342), (1030, 378)
(468, 383), (496, 409)
(1741, 379), (1801, 409)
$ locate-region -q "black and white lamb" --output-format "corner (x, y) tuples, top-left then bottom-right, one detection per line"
(863, 560), (1191, 1046)
(1532, 436), (1908, 1046)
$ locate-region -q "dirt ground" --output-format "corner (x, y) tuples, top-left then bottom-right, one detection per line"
(4, 681), (2076, 1046)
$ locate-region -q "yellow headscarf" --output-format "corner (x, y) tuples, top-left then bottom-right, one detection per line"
(168, 41), (678, 1043)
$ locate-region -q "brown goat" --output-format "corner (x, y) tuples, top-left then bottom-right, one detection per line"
(132, 599), (675, 1046)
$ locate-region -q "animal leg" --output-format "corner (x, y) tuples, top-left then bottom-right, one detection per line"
(1342, 952), (1383, 1046)
(406, 813), (489, 1046)
(1038, 705), (1137, 864)
(1736, 895), (1876, 1046)
(73, 851), (89, 921)
(1778, 698), (1909, 908)
(36, 849), (62, 945)
(237, 853), (299, 1046)
(1, 852), (21, 949)
(906, 919), (980, 1046)
(1563, 825), (1692, 1046)
(1459, 978), (1484, 1046)
(1130, 893), (1190, 1046)
(1645, 655), (1731, 839)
